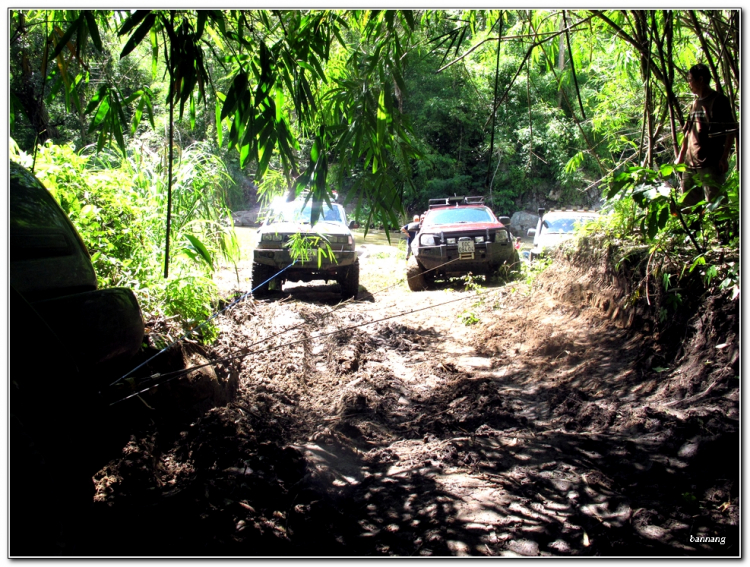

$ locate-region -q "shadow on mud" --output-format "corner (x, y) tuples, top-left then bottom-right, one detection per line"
(64, 274), (737, 557)
(315, 313), (739, 556)
(256, 282), (379, 306)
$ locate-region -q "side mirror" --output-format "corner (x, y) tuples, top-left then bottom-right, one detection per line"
(527, 228), (536, 237)
(538, 207), (545, 218)
(498, 216), (511, 226)
(349, 221), (360, 229)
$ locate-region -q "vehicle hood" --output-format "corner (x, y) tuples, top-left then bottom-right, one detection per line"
(258, 221), (351, 236)
(533, 232), (575, 251)
(420, 221), (503, 233)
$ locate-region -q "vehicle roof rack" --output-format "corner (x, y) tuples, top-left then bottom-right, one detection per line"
(544, 208), (597, 213)
(428, 196), (485, 209)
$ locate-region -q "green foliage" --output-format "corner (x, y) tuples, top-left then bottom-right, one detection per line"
(519, 256), (552, 287)
(459, 311), (480, 326)
(461, 272), (484, 294)
(165, 274), (219, 342)
(285, 233), (337, 268)
(604, 163), (686, 242)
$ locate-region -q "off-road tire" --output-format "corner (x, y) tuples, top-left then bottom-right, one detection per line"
(252, 262), (274, 297)
(406, 256), (429, 291)
(340, 260), (360, 300)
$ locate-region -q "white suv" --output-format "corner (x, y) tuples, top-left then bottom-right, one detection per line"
(528, 208), (599, 260)
(253, 197), (359, 299)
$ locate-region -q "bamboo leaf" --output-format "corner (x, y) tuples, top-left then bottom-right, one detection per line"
(196, 11), (207, 39)
(215, 95), (224, 147)
(564, 151), (586, 173)
(150, 27), (158, 80)
(84, 84), (108, 115)
(88, 98), (110, 132)
(83, 11), (103, 52)
(401, 10), (415, 30)
(189, 92), (196, 130)
(221, 71), (248, 120)
(239, 143), (250, 168)
(184, 234), (214, 271)
(376, 89), (387, 148)
(118, 10), (152, 37)
(132, 97), (144, 134)
(50, 15), (82, 61)
(120, 12), (157, 59)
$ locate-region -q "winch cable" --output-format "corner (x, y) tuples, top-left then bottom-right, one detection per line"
(161, 257), (465, 373)
(201, 257), (463, 356)
(356, 258), (460, 303)
(112, 256), (463, 394)
(109, 281), (499, 407)
(108, 260), (299, 388)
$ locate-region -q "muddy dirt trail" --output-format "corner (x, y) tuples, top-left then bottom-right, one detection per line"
(76, 246), (738, 557)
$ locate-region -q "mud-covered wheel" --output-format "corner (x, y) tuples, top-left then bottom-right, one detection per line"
(252, 262), (274, 297)
(340, 260), (360, 300)
(406, 256), (429, 291)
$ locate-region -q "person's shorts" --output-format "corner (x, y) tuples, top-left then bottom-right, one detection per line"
(681, 166), (725, 209)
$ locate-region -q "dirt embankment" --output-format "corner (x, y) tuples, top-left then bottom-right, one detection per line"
(76, 243), (738, 557)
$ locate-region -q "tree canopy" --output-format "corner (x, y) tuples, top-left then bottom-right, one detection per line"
(10, 9), (739, 224)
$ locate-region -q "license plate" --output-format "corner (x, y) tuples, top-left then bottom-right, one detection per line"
(457, 240), (475, 254)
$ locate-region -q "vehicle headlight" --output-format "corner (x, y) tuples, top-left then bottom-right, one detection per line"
(474, 236), (485, 244)
(446, 237), (456, 245)
(420, 234), (436, 246)
(261, 232), (283, 242)
(324, 235), (353, 245)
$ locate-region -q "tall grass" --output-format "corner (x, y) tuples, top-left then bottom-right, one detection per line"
(10, 139), (238, 341)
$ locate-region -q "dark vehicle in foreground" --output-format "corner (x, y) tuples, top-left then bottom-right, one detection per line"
(10, 161), (145, 555)
(407, 196), (518, 291)
(10, 161), (144, 377)
(253, 197), (359, 299)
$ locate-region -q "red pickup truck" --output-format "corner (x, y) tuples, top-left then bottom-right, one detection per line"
(407, 196), (519, 291)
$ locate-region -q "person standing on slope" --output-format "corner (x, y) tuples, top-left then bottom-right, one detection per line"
(675, 63), (737, 211)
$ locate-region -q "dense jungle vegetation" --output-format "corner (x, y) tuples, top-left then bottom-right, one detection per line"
(9, 9), (740, 327)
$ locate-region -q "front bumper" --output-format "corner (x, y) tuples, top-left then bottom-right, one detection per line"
(253, 248), (357, 271)
(415, 241), (515, 273)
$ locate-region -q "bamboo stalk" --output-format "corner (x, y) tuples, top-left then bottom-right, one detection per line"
(563, 10), (586, 121)
(485, 13), (504, 192)
(528, 15), (605, 174)
(164, 12), (175, 279)
(687, 10), (723, 97)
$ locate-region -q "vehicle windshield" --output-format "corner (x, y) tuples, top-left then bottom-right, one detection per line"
(265, 201), (343, 224)
(425, 207), (494, 226)
(543, 216), (595, 233)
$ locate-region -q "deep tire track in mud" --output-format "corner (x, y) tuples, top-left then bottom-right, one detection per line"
(80, 249), (738, 557)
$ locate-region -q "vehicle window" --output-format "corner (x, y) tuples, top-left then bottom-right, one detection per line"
(543, 216), (595, 233)
(425, 207), (493, 226)
(266, 201), (342, 224)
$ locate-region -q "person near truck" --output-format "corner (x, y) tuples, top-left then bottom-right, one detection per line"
(401, 215), (420, 261)
(675, 63), (737, 210)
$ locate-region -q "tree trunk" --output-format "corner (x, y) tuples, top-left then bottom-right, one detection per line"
(557, 17), (565, 108)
